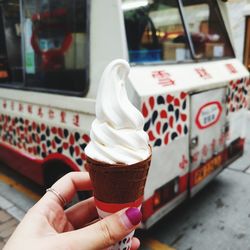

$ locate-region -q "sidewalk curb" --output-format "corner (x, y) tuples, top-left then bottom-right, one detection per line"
(0, 195), (25, 222)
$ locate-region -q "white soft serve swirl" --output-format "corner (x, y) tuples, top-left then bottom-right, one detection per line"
(85, 59), (150, 164)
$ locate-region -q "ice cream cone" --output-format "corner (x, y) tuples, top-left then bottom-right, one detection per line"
(84, 59), (152, 250)
(86, 152), (151, 250)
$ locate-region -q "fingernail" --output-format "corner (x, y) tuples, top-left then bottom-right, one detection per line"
(121, 208), (142, 229)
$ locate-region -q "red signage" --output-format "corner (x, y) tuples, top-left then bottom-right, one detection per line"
(225, 63), (237, 74)
(152, 70), (175, 87)
(195, 68), (212, 80)
(195, 101), (222, 129)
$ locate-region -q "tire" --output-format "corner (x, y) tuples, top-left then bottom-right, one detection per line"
(44, 161), (70, 189)
(44, 160), (91, 205)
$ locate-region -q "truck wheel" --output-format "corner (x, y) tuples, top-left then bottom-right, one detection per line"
(44, 161), (91, 205)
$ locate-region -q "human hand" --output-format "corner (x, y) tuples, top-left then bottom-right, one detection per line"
(4, 172), (141, 250)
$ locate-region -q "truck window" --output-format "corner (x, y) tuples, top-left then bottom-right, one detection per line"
(122, 0), (234, 64)
(0, 0), (89, 96)
(122, 0), (190, 63)
(182, 0), (234, 59)
(0, 1), (23, 84)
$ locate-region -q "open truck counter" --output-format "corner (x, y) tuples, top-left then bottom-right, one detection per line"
(0, 0), (249, 228)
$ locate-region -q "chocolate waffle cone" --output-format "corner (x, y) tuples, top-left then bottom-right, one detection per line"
(86, 152), (151, 204)
(86, 150), (151, 250)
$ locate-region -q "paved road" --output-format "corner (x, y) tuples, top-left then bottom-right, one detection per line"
(0, 208), (19, 249)
(0, 162), (42, 248)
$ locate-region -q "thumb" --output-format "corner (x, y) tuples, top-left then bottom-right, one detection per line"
(61, 207), (142, 250)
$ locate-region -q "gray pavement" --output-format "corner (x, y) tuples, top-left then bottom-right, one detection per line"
(0, 184), (28, 247)
(0, 182), (35, 221)
(0, 165), (38, 248)
(0, 208), (19, 249)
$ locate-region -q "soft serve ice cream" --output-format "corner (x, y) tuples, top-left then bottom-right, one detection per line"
(85, 59), (150, 164)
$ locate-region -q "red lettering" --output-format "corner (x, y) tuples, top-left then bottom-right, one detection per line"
(2, 100), (7, 109)
(27, 105), (33, 114)
(19, 103), (23, 112)
(48, 109), (55, 119)
(195, 68), (211, 79)
(37, 107), (43, 118)
(225, 63), (237, 74)
(152, 70), (175, 87)
(60, 111), (66, 123)
(11, 101), (14, 111)
(73, 114), (80, 127)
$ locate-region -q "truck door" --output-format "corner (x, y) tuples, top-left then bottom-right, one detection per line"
(189, 88), (227, 196)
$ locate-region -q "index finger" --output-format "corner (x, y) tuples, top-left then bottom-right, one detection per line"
(43, 171), (93, 207)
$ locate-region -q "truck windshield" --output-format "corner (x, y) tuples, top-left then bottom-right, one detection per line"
(122, 0), (234, 64)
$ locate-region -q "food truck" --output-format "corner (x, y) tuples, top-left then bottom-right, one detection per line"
(0, 0), (249, 228)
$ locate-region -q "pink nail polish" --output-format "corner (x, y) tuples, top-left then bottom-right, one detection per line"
(121, 207), (142, 229)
